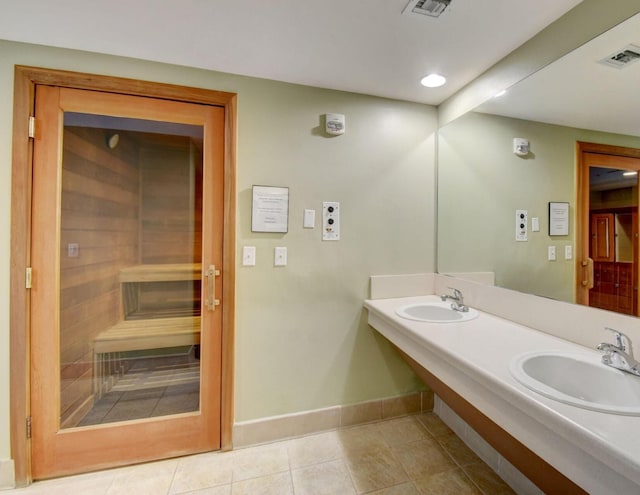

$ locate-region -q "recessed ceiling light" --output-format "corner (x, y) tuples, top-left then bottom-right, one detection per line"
(420, 73), (446, 88)
(623, 171), (638, 176)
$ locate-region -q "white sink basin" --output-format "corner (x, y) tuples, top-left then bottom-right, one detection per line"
(510, 351), (640, 415)
(395, 302), (478, 323)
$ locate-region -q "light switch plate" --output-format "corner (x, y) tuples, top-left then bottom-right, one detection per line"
(242, 246), (256, 266)
(274, 246), (287, 266)
(303, 209), (315, 228)
(565, 245), (573, 260)
(548, 246), (556, 261)
(531, 217), (540, 232)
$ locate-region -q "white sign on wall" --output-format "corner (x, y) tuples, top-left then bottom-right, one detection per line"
(251, 185), (289, 233)
(549, 202), (570, 236)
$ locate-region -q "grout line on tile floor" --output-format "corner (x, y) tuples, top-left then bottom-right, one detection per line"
(10, 413), (517, 495)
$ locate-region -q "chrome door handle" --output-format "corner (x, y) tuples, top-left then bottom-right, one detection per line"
(205, 264), (221, 311)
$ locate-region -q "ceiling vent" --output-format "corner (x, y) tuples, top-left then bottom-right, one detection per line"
(403, 0), (451, 18)
(598, 44), (640, 69)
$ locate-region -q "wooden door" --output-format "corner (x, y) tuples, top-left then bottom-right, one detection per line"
(591, 213), (615, 262)
(576, 143), (640, 316)
(30, 85), (225, 478)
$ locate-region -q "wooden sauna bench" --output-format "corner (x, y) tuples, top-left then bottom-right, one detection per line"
(120, 263), (202, 319)
(94, 316), (201, 355)
(119, 263), (202, 283)
(93, 316), (201, 397)
(93, 263), (202, 396)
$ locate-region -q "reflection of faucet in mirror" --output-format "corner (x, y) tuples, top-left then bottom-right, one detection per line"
(597, 328), (640, 377)
(441, 288), (468, 313)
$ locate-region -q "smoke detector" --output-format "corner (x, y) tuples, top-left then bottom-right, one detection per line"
(598, 44), (640, 69)
(403, 0), (451, 18)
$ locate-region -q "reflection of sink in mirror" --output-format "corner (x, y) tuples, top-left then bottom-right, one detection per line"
(396, 302), (478, 323)
(510, 351), (640, 415)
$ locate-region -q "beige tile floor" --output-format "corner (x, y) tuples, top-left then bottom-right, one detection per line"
(8, 413), (516, 495)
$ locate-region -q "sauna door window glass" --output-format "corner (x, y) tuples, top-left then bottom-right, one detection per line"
(60, 113), (204, 427)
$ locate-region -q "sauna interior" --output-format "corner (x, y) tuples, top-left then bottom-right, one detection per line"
(59, 115), (204, 428)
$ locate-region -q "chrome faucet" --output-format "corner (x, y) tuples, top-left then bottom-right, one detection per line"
(441, 288), (469, 312)
(597, 328), (640, 377)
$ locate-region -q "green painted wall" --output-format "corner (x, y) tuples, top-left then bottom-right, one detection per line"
(438, 111), (640, 301)
(0, 40), (436, 460)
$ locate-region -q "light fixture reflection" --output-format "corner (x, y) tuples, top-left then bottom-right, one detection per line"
(623, 171), (638, 177)
(107, 133), (120, 149)
(420, 73), (446, 88)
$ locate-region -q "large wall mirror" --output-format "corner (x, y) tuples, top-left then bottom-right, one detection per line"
(437, 12), (640, 316)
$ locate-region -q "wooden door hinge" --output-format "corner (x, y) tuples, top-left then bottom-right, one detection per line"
(26, 416), (31, 439)
(28, 116), (36, 139)
(26, 267), (32, 289)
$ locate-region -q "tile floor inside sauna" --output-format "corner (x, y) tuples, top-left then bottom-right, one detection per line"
(80, 352), (200, 426)
(9, 413), (516, 495)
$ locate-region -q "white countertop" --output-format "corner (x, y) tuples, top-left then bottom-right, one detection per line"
(365, 295), (640, 493)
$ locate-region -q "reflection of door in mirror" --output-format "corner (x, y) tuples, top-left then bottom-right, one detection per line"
(591, 213), (614, 262)
(616, 213), (635, 262)
(578, 143), (640, 316)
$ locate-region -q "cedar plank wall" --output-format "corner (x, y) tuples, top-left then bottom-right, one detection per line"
(60, 127), (140, 427)
(137, 139), (203, 316)
(140, 140), (202, 264)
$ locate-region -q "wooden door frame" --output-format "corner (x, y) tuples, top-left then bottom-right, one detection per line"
(10, 66), (237, 485)
(576, 141), (640, 310)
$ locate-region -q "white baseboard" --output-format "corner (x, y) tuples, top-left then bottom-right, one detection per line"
(233, 391), (432, 448)
(0, 459), (15, 490)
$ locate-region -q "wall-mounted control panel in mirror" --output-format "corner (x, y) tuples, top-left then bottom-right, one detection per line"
(516, 209), (528, 242)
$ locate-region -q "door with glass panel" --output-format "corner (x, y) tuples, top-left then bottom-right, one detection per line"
(577, 144), (640, 316)
(30, 85), (224, 478)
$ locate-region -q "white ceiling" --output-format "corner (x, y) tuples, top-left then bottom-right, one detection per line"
(476, 13), (640, 137)
(0, 0), (582, 105)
